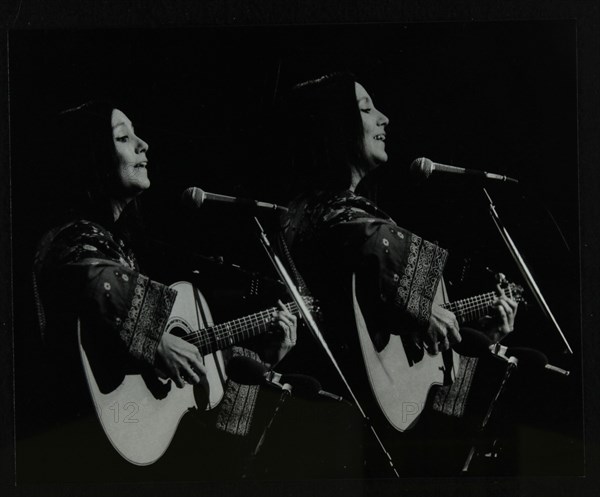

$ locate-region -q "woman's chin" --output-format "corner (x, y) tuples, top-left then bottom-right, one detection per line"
(377, 152), (389, 164)
(132, 179), (151, 193)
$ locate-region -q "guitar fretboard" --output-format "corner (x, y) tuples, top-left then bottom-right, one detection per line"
(442, 283), (520, 324)
(183, 301), (302, 355)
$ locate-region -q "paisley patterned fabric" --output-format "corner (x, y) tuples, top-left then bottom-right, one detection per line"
(215, 347), (262, 437)
(432, 356), (479, 418)
(33, 218), (262, 437)
(282, 190), (448, 334)
(283, 190), (479, 420)
(33, 219), (176, 365)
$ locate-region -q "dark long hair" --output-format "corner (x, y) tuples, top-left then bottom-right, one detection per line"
(279, 72), (367, 194)
(45, 100), (143, 242)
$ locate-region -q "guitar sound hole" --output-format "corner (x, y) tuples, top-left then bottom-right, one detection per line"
(170, 326), (188, 338)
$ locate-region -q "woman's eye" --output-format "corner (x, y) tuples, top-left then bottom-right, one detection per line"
(116, 136), (129, 142)
(360, 108), (372, 114)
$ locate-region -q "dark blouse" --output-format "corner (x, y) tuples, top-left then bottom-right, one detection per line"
(282, 190), (448, 337)
(33, 219), (176, 365)
(282, 189), (478, 420)
(33, 218), (262, 438)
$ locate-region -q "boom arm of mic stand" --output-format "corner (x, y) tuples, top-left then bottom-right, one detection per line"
(483, 188), (573, 354)
(252, 216), (400, 478)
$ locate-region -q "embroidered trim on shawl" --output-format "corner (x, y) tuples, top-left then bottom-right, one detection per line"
(397, 234), (448, 325)
(216, 347), (261, 437)
(121, 273), (177, 364)
(432, 356), (479, 417)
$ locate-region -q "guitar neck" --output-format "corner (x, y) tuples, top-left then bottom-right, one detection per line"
(184, 302), (300, 355)
(442, 283), (517, 324)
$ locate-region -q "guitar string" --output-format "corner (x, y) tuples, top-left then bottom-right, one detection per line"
(186, 310), (274, 353)
(207, 302), (301, 349)
(187, 306), (290, 350)
(443, 291), (495, 319)
(443, 284), (520, 323)
(176, 284), (518, 351)
(180, 302), (301, 352)
(451, 285), (518, 312)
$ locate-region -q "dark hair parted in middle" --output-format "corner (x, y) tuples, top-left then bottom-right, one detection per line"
(45, 100), (144, 242)
(281, 72), (366, 192)
(52, 100), (118, 223)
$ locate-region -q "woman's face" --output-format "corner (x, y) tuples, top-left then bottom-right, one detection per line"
(111, 108), (150, 198)
(355, 82), (389, 169)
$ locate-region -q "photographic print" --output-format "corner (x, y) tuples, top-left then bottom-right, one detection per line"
(5, 15), (594, 497)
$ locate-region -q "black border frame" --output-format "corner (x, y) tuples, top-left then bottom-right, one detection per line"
(1, 1), (599, 496)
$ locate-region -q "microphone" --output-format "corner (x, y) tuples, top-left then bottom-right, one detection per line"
(410, 157), (519, 184)
(490, 345), (570, 376)
(226, 356), (350, 402)
(226, 356), (268, 385)
(505, 347), (547, 371)
(505, 347), (570, 376)
(453, 327), (494, 358)
(452, 331), (570, 376)
(274, 373), (321, 398)
(181, 187), (289, 214)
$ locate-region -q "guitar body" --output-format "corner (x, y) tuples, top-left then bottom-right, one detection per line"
(165, 281), (226, 411)
(79, 281), (311, 465)
(79, 281), (224, 466)
(353, 274), (459, 432)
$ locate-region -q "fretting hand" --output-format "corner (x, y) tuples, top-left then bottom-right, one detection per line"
(479, 281), (519, 343)
(260, 300), (298, 367)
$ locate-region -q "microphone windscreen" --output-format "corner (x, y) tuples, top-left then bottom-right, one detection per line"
(410, 157), (433, 178)
(181, 187), (204, 209)
(453, 327), (493, 357)
(505, 347), (548, 371)
(226, 356), (267, 385)
(280, 373), (322, 398)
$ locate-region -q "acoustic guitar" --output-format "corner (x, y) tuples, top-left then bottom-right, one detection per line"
(353, 275), (524, 432)
(79, 280), (312, 465)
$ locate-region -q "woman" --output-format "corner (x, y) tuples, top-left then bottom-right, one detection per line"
(279, 73), (518, 476)
(31, 101), (296, 481)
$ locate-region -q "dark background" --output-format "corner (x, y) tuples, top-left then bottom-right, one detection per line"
(2, 4), (598, 497)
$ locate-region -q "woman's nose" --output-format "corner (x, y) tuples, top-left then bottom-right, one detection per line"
(378, 110), (390, 127)
(136, 136), (149, 154)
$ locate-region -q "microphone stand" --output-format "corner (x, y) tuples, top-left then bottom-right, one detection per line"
(253, 217), (400, 478)
(483, 188), (573, 354)
(462, 355), (519, 473)
(149, 236), (286, 290)
(242, 381), (292, 479)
